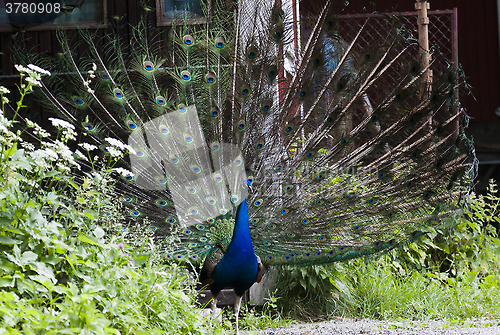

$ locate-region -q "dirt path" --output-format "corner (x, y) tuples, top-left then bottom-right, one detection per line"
(244, 318), (500, 334)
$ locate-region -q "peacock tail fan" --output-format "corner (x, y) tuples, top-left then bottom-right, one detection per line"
(13, 0), (476, 267)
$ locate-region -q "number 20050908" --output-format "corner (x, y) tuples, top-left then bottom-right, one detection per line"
(5, 2), (61, 14)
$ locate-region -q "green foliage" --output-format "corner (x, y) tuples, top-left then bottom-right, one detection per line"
(333, 258), (500, 320)
(238, 294), (290, 332)
(275, 181), (500, 321)
(394, 180), (500, 278)
(0, 73), (224, 334)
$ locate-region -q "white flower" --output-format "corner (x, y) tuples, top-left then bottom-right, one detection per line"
(78, 142), (97, 151)
(48, 117), (75, 130)
(27, 64), (51, 76)
(75, 150), (88, 161)
(105, 137), (126, 150)
(0, 86), (10, 94)
(114, 167), (134, 178)
(25, 77), (41, 87)
(29, 151), (49, 170)
(124, 144), (136, 154)
(59, 147), (74, 161)
(27, 120), (51, 138)
(56, 162), (71, 173)
(0, 114), (12, 129)
(14, 64), (30, 73)
(2, 97), (9, 104)
(90, 172), (103, 181)
(107, 146), (122, 158)
(35, 128), (50, 138)
(21, 141), (35, 151)
(92, 63), (97, 71)
(61, 127), (77, 142)
(30, 148), (58, 165)
(43, 148), (58, 161)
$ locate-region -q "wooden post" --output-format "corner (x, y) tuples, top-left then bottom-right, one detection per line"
(451, 7), (460, 139)
(415, 0), (432, 95)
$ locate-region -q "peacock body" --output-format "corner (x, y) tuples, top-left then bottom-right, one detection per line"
(13, 0), (475, 332)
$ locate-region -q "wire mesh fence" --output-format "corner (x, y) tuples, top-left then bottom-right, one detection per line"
(335, 9), (458, 70)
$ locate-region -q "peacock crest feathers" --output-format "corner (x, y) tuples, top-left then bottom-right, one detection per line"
(13, 0), (476, 268)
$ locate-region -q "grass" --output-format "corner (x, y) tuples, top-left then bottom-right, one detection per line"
(335, 259), (500, 320)
(273, 256), (500, 328)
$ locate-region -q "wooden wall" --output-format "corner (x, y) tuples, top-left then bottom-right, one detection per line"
(1, 0), (498, 123)
(342, 1), (500, 123)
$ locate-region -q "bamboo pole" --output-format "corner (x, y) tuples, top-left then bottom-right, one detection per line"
(415, 0), (432, 95)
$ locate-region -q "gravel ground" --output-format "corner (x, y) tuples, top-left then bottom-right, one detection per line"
(244, 318), (500, 334)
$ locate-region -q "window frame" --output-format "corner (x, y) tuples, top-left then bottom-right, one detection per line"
(155, 0), (209, 26)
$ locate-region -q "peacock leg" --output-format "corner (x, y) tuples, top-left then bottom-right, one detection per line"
(211, 292), (219, 317)
(234, 294), (242, 335)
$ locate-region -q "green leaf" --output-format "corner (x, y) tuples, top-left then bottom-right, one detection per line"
(31, 262), (55, 281)
(0, 217), (12, 226)
(78, 235), (100, 246)
(4, 226), (25, 236)
(45, 170), (61, 178)
(133, 254), (150, 266)
(43, 255), (63, 266)
(54, 241), (70, 254)
(84, 209), (98, 221)
(310, 275), (318, 288)
(29, 275), (53, 289)
(0, 277), (15, 287)
(4, 142), (17, 158)
(0, 235), (21, 245)
(20, 251), (38, 264)
(11, 149), (32, 170)
(45, 192), (58, 203)
(68, 180), (79, 190)
(0, 260), (17, 272)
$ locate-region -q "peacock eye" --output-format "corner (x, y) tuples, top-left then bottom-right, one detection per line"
(143, 61), (154, 71)
(181, 70), (191, 80)
(183, 35), (194, 45)
(205, 73), (216, 83)
(114, 88), (124, 98)
(215, 37), (225, 48)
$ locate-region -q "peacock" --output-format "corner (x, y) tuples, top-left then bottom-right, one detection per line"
(11, 0), (475, 333)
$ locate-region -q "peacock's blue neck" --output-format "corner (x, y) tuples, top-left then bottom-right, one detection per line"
(226, 199), (254, 258)
(211, 199), (258, 286)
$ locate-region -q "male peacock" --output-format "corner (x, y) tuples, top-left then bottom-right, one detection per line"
(14, 0), (475, 332)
